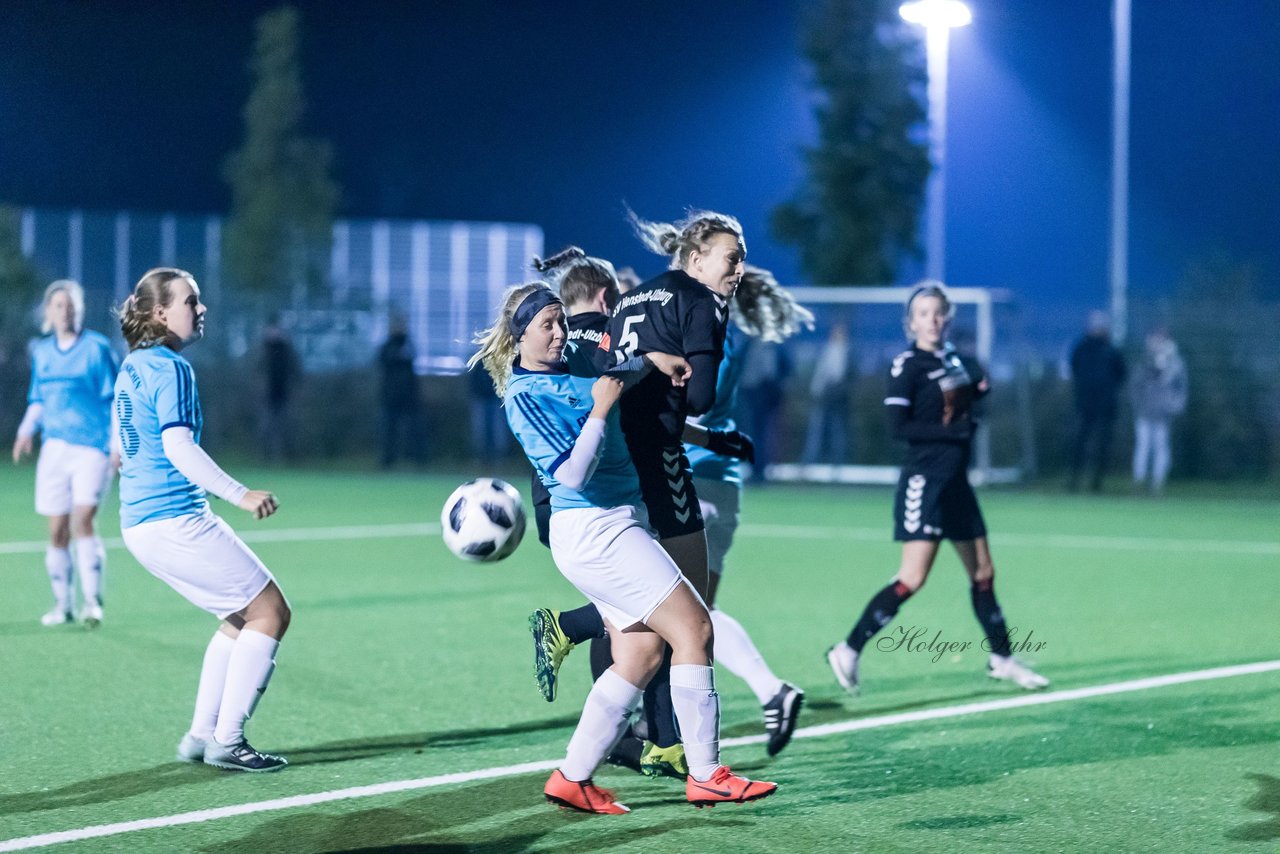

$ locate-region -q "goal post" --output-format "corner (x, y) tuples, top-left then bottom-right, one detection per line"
(755, 285), (1030, 486)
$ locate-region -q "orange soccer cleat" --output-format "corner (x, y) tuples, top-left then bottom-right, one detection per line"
(543, 769), (631, 815)
(685, 765), (778, 808)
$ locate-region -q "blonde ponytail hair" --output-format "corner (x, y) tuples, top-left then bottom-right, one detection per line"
(627, 207), (745, 270)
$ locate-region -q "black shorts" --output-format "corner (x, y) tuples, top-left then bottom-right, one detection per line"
(893, 468), (987, 542)
(627, 442), (705, 539)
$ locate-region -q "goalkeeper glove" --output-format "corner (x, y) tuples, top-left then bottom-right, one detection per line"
(705, 429), (755, 463)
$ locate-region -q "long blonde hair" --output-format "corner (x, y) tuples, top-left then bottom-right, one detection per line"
(468, 281), (552, 397)
(732, 265), (814, 343)
(115, 267), (195, 350)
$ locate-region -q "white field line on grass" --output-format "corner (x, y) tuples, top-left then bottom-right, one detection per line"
(1, 521), (1276, 558)
(2, 659), (1278, 852)
(0, 523), (441, 556)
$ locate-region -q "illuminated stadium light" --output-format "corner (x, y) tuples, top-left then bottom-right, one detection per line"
(899, 0), (972, 282)
(899, 0), (972, 30)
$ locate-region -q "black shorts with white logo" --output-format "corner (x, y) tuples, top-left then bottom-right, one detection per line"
(892, 467), (987, 542)
(628, 441), (705, 539)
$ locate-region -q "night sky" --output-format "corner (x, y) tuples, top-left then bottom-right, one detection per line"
(2, 0), (1277, 320)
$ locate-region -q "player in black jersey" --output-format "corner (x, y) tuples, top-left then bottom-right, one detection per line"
(602, 209), (747, 776)
(612, 210), (744, 594)
(826, 283), (1049, 693)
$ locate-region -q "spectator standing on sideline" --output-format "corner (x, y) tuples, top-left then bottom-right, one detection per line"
(258, 315), (300, 463)
(802, 323), (852, 465)
(1068, 310), (1126, 492)
(377, 318), (425, 468)
(1130, 326), (1187, 495)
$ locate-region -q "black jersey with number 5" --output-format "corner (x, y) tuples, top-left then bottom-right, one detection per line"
(608, 269), (728, 446)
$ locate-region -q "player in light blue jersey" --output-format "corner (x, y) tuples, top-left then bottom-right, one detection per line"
(114, 267), (292, 773)
(470, 282), (776, 814)
(12, 280), (119, 627)
(683, 265), (812, 755)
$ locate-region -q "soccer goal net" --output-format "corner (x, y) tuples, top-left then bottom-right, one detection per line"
(745, 286), (1033, 486)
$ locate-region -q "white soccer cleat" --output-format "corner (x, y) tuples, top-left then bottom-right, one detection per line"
(987, 654), (1049, 690)
(826, 641), (860, 695)
(80, 603), (104, 628)
(41, 607), (74, 627)
(176, 732), (208, 762)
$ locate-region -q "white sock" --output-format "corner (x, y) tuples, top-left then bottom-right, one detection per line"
(73, 536), (105, 608)
(45, 546), (73, 612)
(561, 668), (643, 782)
(190, 631), (236, 740)
(213, 629), (279, 746)
(711, 609), (784, 705)
(669, 663), (720, 782)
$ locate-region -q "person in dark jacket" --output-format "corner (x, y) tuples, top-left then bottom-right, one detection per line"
(377, 318), (425, 468)
(1068, 310), (1127, 492)
(258, 315), (301, 463)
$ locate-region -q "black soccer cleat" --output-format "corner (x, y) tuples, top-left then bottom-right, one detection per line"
(203, 739), (288, 773)
(762, 682), (804, 756)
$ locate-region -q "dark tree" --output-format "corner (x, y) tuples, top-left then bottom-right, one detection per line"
(773, 0), (931, 285)
(223, 6), (338, 302)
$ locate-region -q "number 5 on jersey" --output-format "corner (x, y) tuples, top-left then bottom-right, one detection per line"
(616, 314), (645, 363)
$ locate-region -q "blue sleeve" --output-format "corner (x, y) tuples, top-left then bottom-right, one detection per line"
(155, 359), (199, 432)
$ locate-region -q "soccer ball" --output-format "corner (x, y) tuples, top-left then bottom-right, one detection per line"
(440, 478), (527, 562)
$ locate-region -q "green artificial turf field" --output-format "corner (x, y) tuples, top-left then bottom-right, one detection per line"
(1, 466), (1277, 852)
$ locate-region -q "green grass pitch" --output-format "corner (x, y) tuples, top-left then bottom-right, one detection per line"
(1, 466), (1277, 852)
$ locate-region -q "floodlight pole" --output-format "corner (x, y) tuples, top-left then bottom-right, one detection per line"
(900, 0), (972, 284)
(1110, 0), (1131, 344)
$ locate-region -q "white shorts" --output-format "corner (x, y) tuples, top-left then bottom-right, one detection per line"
(696, 477), (741, 576)
(549, 504), (688, 630)
(122, 511), (277, 619)
(35, 438), (113, 516)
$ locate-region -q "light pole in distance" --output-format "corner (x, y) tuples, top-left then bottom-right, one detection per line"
(899, 0), (972, 283)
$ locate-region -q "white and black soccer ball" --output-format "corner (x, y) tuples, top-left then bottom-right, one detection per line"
(440, 478), (527, 562)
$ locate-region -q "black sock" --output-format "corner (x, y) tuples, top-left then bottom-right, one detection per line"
(971, 578), (1012, 657)
(643, 646), (680, 748)
(588, 634), (614, 682)
(846, 581), (914, 653)
(558, 603), (606, 646)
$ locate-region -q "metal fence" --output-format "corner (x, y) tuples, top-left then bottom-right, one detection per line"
(18, 207), (543, 373)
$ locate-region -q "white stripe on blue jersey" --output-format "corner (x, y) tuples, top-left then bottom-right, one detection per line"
(115, 346), (208, 527)
(26, 330), (119, 452)
(505, 364), (641, 512)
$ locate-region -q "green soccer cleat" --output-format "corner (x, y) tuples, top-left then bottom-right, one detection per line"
(528, 608), (575, 702)
(639, 741), (689, 780)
